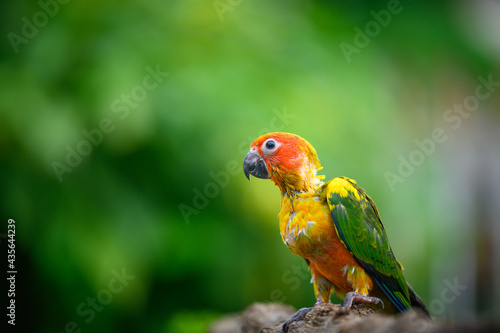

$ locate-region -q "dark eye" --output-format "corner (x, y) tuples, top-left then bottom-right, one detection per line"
(265, 140), (276, 150)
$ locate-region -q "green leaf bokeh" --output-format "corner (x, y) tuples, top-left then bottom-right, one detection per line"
(1, 0), (500, 331)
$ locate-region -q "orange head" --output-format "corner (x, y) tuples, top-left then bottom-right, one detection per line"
(243, 132), (324, 194)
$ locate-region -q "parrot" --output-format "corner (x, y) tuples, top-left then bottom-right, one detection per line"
(243, 132), (430, 330)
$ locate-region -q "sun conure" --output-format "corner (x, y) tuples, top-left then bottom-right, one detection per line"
(243, 132), (429, 330)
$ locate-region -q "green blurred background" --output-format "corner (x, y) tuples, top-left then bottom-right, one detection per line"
(1, 0), (500, 332)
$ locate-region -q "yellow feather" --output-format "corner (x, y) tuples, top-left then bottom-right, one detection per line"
(328, 177), (361, 201)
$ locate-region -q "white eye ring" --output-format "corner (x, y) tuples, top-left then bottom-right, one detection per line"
(262, 139), (279, 152)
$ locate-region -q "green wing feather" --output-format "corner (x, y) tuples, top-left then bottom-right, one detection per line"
(322, 177), (411, 312)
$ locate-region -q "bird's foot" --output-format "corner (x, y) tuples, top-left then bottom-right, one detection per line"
(281, 301), (322, 333)
(342, 291), (384, 309)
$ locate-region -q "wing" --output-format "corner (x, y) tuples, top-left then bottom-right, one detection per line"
(322, 177), (411, 312)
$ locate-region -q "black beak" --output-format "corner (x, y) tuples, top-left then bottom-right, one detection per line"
(243, 152), (270, 180)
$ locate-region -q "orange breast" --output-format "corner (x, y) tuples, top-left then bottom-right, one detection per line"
(278, 193), (361, 292)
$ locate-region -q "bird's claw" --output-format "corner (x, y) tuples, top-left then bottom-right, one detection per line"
(281, 302), (324, 333)
(281, 307), (312, 333)
(342, 291), (384, 309)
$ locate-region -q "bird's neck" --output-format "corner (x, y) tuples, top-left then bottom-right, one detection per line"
(271, 166), (324, 197)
